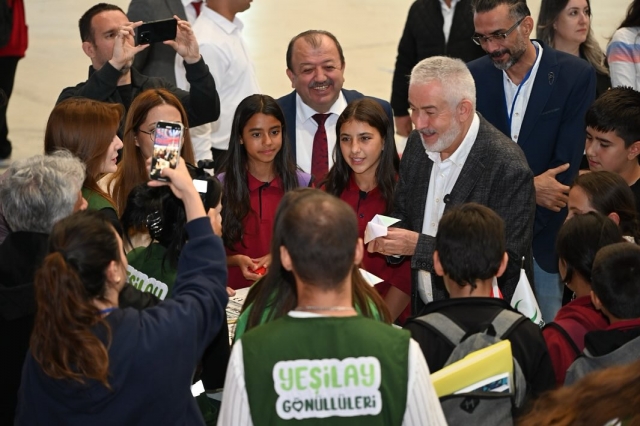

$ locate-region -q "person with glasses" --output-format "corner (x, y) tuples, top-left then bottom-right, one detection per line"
(467, 0), (596, 322)
(105, 89), (196, 250)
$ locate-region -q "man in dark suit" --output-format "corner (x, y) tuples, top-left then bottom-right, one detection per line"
(277, 30), (393, 182)
(392, 0), (485, 137)
(127, 0), (193, 85)
(467, 0), (595, 322)
(369, 56), (535, 316)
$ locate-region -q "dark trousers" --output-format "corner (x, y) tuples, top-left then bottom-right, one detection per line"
(0, 56), (20, 158)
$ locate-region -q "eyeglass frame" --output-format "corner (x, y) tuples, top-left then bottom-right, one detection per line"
(472, 17), (525, 46)
(139, 129), (155, 142)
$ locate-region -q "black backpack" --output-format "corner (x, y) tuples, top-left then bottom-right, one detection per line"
(414, 309), (528, 426)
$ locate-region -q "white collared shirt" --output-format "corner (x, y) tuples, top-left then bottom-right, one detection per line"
(181, 0), (200, 24)
(503, 41), (543, 142)
(294, 92), (348, 174)
(440, 0), (460, 44)
(417, 113), (480, 304)
(175, 6), (261, 159)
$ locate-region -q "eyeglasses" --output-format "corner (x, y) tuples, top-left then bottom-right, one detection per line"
(139, 129), (155, 142)
(472, 17), (525, 45)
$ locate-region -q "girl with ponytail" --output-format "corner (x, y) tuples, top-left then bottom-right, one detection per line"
(16, 160), (229, 425)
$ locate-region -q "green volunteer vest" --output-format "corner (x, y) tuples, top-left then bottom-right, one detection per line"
(126, 244), (175, 300)
(82, 187), (115, 212)
(242, 315), (409, 426)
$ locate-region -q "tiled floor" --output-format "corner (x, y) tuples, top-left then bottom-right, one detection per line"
(5, 0), (633, 165)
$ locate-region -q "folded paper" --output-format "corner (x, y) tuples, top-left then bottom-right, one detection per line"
(364, 214), (401, 244)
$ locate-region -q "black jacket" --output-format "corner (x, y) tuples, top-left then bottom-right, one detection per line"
(391, 0), (484, 116)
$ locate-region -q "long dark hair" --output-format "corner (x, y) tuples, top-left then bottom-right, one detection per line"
(619, 0), (640, 29)
(242, 188), (391, 332)
(556, 212), (624, 284)
(30, 210), (120, 388)
(121, 175), (222, 271)
(322, 98), (399, 214)
(220, 94), (300, 249)
(572, 171), (640, 242)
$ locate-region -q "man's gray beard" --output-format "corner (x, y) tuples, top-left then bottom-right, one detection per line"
(491, 44), (526, 71)
(423, 119), (462, 153)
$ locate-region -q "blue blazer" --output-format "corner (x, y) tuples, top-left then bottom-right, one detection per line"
(467, 41), (596, 272)
(276, 89), (394, 161)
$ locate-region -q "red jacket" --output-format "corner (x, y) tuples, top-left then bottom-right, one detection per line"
(0, 0), (28, 57)
(543, 296), (609, 386)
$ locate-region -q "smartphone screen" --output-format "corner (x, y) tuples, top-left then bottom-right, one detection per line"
(135, 18), (177, 46)
(150, 121), (183, 181)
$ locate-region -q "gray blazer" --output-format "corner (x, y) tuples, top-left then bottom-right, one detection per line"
(393, 115), (535, 315)
(127, 0), (188, 85)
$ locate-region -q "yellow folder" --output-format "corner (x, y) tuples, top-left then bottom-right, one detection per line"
(430, 340), (514, 397)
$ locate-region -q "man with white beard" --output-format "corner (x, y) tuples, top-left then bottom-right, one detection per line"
(368, 56), (535, 316)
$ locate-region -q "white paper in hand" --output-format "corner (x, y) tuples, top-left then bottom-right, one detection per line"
(359, 268), (384, 286)
(364, 214), (401, 244)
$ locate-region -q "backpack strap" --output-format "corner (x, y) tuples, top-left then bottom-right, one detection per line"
(490, 309), (528, 339)
(414, 312), (467, 347)
(544, 320), (583, 357)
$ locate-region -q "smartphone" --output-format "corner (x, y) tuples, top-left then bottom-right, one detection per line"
(150, 121), (184, 181)
(135, 18), (177, 46)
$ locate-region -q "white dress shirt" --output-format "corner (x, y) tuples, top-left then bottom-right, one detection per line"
(217, 311), (447, 426)
(294, 92), (348, 174)
(175, 6), (261, 160)
(503, 41), (543, 142)
(417, 113), (480, 304)
(440, 0), (460, 44)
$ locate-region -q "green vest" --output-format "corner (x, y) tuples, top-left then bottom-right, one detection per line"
(82, 187), (115, 212)
(242, 315), (409, 426)
(126, 244), (175, 300)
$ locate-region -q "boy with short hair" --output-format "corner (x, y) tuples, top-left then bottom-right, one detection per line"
(404, 203), (555, 396)
(585, 87), (640, 212)
(565, 242), (640, 384)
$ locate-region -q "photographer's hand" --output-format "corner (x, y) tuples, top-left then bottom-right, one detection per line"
(165, 16), (200, 64)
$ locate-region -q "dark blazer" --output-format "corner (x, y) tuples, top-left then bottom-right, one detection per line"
(391, 0), (485, 116)
(277, 89), (394, 161)
(393, 116), (535, 315)
(467, 41), (596, 273)
(127, 0), (188, 85)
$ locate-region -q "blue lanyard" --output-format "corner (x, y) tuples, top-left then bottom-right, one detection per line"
(98, 307), (118, 315)
(507, 44), (539, 131)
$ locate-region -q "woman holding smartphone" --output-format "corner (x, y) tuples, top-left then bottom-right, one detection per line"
(106, 88), (196, 215)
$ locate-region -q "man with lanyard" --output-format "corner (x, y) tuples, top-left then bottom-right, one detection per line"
(467, 0), (595, 322)
(218, 189), (446, 426)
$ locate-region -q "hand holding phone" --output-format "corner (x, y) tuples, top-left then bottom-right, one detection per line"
(150, 121), (184, 181)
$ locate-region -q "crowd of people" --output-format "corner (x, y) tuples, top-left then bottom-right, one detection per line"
(2, 0), (640, 424)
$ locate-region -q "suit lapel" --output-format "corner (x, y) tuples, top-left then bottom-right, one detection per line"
(517, 43), (557, 151)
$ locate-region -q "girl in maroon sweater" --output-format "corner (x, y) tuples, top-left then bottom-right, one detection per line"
(322, 98), (412, 323)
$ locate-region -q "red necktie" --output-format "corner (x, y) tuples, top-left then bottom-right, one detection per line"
(311, 113), (330, 181)
(192, 1), (203, 17)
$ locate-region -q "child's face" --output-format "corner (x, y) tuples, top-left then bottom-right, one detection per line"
(585, 126), (640, 175)
(339, 119), (383, 179)
(567, 185), (596, 220)
(241, 113), (283, 168)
